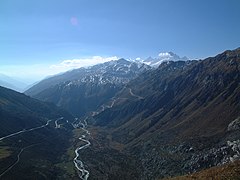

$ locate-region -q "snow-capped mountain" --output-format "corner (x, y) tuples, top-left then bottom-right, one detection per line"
(25, 58), (150, 96)
(25, 58), (151, 116)
(140, 52), (189, 67)
(75, 58), (150, 85)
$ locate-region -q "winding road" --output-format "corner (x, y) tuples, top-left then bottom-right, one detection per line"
(73, 118), (91, 180)
(0, 144), (39, 178)
(129, 88), (144, 100)
(0, 116), (92, 179)
(91, 98), (116, 116)
(71, 87), (145, 179)
(72, 87), (144, 179)
(55, 117), (64, 129)
(0, 119), (55, 141)
(0, 117), (64, 178)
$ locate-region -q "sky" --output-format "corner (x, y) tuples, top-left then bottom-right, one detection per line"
(0, 0), (240, 83)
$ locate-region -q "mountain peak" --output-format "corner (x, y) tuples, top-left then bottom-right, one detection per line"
(115, 58), (130, 64)
(142, 52), (189, 67)
(158, 52), (176, 58)
(117, 58), (128, 62)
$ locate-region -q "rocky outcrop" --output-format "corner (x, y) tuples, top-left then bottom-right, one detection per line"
(228, 117), (240, 131)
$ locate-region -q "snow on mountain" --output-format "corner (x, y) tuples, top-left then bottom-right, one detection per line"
(25, 58), (151, 117)
(54, 58), (151, 87)
(25, 58), (151, 96)
(139, 52), (189, 67)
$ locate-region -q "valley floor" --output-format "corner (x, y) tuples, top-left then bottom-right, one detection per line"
(1, 119), (240, 180)
(66, 125), (240, 180)
(0, 119), (74, 180)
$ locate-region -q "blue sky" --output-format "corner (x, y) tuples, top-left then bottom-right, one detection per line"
(0, 0), (240, 82)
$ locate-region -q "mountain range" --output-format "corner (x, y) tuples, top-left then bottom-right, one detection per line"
(89, 48), (240, 179)
(25, 59), (150, 116)
(0, 74), (28, 92)
(0, 48), (240, 179)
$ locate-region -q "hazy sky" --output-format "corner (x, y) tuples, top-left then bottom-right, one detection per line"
(0, 0), (240, 82)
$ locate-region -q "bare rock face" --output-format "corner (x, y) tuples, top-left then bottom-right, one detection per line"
(228, 117), (240, 131)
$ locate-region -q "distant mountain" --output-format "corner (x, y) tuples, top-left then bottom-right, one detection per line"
(140, 52), (189, 67)
(25, 59), (151, 116)
(89, 48), (240, 179)
(0, 79), (19, 92)
(0, 74), (28, 92)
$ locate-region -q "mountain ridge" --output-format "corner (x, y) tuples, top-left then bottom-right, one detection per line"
(0, 74), (28, 92)
(25, 58), (151, 116)
(84, 48), (240, 179)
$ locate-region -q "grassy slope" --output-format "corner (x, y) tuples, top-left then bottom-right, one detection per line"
(166, 161), (240, 180)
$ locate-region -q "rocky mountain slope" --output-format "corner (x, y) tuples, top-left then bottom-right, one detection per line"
(25, 59), (150, 116)
(88, 48), (240, 179)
